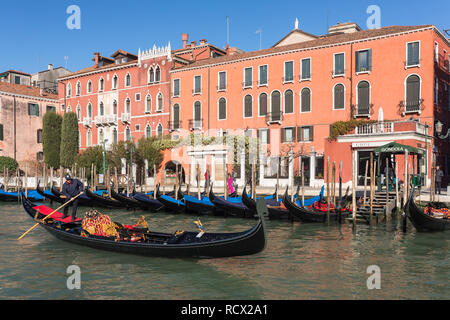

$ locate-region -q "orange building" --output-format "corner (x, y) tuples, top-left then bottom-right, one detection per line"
(169, 23), (450, 188)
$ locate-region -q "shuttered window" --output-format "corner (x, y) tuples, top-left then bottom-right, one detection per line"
(406, 75), (420, 112)
(300, 88), (311, 112)
(173, 79), (180, 96)
(0, 124), (3, 141)
(357, 81), (370, 110)
(407, 42), (420, 66)
(218, 98), (226, 120)
(355, 49), (372, 72)
(259, 93), (268, 116)
(284, 90), (294, 113)
(259, 65), (268, 85)
(173, 104), (180, 129)
(257, 129), (270, 144)
(218, 72), (226, 90)
(244, 67), (253, 87)
(271, 91), (281, 117)
(334, 84), (345, 109)
(194, 76), (201, 93)
(28, 103), (39, 116)
(284, 61), (294, 82)
(37, 129), (43, 143)
(99, 102), (104, 116)
(297, 126), (314, 142)
(244, 95), (253, 118)
(194, 101), (201, 121)
(281, 127), (295, 143)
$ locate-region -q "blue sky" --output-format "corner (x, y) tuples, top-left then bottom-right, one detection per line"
(1, 0), (448, 75)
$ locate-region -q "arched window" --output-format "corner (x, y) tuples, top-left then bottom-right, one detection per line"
(125, 98), (131, 114)
(113, 100), (118, 115)
(87, 130), (92, 147)
(333, 84), (345, 110)
(284, 90), (294, 114)
(145, 125), (151, 138)
(87, 80), (92, 93)
(406, 75), (420, 112)
(99, 102), (104, 116)
(259, 93), (268, 116)
(125, 126), (131, 141)
(193, 101), (201, 128)
(112, 75), (118, 89)
(67, 83), (72, 97)
(271, 91), (281, 121)
(76, 81), (81, 96)
(87, 103), (92, 118)
(173, 104), (180, 129)
(148, 67), (154, 83)
(218, 98), (226, 120)
(76, 105), (81, 120)
(157, 93), (163, 111)
(244, 94), (253, 118)
(155, 66), (161, 82)
(99, 129), (104, 144)
(357, 81), (370, 115)
(145, 94), (151, 113)
(157, 124), (163, 137)
(300, 88), (311, 113)
(112, 128), (118, 144)
(125, 73), (131, 87)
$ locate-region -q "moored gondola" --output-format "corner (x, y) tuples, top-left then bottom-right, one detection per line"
(242, 184), (292, 220)
(0, 187), (43, 202)
(208, 185), (253, 218)
(110, 188), (149, 210)
(20, 192), (266, 258)
(36, 183), (63, 203)
(404, 190), (450, 232)
(133, 192), (165, 211)
(282, 188), (350, 223)
(155, 184), (186, 213)
(183, 194), (218, 216)
(84, 188), (128, 208)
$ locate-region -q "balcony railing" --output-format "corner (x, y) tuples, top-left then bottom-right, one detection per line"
(168, 120), (181, 132)
(188, 119), (202, 131)
(355, 122), (394, 135)
(95, 114), (118, 126)
(352, 104), (373, 118)
(82, 117), (92, 128)
(265, 111), (283, 124)
(399, 99), (424, 115)
(120, 112), (131, 124)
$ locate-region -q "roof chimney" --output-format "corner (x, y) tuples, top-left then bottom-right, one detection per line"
(48, 64), (53, 70)
(328, 22), (362, 34)
(94, 52), (100, 67)
(182, 33), (189, 49)
(191, 41), (197, 47)
(199, 39), (207, 45)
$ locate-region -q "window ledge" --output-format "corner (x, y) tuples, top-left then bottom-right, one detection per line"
(405, 64), (420, 69)
(356, 71), (371, 75)
(299, 78), (311, 82)
(242, 86), (253, 89)
(258, 83), (268, 87)
(217, 89), (226, 93)
(283, 80), (294, 84)
(332, 74), (345, 78)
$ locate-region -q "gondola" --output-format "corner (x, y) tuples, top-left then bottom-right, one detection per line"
(36, 183), (63, 203)
(0, 187), (43, 202)
(208, 185), (254, 219)
(155, 184), (186, 213)
(404, 190), (450, 232)
(282, 188), (350, 223)
(132, 192), (165, 212)
(84, 188), (128, 208)
(110, 188), (150, 210)
(20, 192), (266, 258)
(242, 185), (292, 220)
(183, 193), (218, 216)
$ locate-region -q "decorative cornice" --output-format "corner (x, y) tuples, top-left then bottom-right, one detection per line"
(139, 42), (172, 65)
(0, 90), (59, 103)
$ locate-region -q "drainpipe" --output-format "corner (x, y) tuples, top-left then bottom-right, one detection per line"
(13, 96), (16, 160)
(349, 43), (353, 119)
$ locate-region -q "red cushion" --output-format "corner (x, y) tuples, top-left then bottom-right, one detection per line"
(33, 205), (81, 223)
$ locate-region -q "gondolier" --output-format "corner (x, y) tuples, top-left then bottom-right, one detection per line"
(62, 174), (84, 221)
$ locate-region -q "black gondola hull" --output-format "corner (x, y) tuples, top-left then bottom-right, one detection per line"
(405, 193), (450, 232)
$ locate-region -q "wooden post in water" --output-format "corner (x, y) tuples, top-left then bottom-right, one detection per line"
(395, 161), (400, 209)
(196, 163), (200, 200)
(25, 165), (28, 198)
(276, 156), (280, 202)
(386, 157), (389, 202)
(403, 149), (409, 207)
(369, 153), (374, 220)
(175, 164), (179, 201)
(252, 163), (256, 200)
(430, 153), (435, 203)
(153, 164), (157, 199)
(50, 167), (53, 189)
(326, 156), (330, 225)
(363, 160), (368, 204)
(114, 167), (118, 193)
(301, 161), (305, 207)
(59, 166), (63, 191)
(224, 156), (228, 200)
(126, 164), (130, 195)
(352, 150), (357, 229)
(332, 162), (336, 207)
(107, 167), (111, 196)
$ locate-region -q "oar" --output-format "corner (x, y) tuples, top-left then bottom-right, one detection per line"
(18, 192), (84, 240)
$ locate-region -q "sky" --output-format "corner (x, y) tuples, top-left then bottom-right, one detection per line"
(1, 0), (448, 75)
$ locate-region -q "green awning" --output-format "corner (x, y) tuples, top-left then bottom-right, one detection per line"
(373, 142), (425, 155)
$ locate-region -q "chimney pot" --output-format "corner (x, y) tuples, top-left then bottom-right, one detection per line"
(182, 33), (189, 49)
(48, 64), (53, 70)
(94, 52), (100, 67)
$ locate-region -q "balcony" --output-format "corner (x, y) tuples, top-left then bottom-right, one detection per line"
(82, 117), (92, 128)
(350, 120), (429, 137)
(352, 104), (373, 118)
(168, 120), (181, 132)
(355, 122), (394, 135)
(188, 119), (202, 131)
(266, 112), (283, 124)
(121, 113), (131, 124)
(399, 99), (424, 116)
(95, 114), (118, 126)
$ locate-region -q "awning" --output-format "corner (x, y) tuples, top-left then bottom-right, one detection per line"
(373, 142), (425, 155)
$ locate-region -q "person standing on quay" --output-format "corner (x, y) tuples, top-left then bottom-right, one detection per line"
(435, 166), (444, 195)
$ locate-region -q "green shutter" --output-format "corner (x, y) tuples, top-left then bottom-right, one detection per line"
(35, 104), (39, 116)
(368, 49), (372, 71)
(281, 128), (285, 143)
(310, 126), (314, 141)
(0, 124), (3, 141)
(355, 51), (360, 73)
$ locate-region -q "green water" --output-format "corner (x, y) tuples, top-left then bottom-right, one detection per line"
(0, 201), (448, 300)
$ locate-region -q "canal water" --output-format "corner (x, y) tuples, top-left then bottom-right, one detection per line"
(0, 201), (448, 300)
